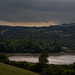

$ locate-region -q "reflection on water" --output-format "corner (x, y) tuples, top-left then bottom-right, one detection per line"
(9, 55), (75, 64)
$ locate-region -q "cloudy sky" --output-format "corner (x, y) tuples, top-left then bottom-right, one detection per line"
(0, 0), (75, 26)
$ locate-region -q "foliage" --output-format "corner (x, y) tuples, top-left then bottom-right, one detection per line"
(61, 70), (75, 75)
(7, 61), (30, 69)
(0, 23), (75, 50)
(0, 38), (62, 53)
(39, 52), (49, 64)
(42, 65), (66, 75)
(27, 62), (45, 73)
(0, 53), (9, 62)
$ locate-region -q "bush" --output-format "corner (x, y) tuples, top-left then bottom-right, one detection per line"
(61, 70), (75, 75)
(43, 66), (54, 75)
(27, 62), (45, 73)
(8, 61), (30, 69)
(0, 53), (9, 62)
(16, 61), (30, 69)
(42, 65), (66, 75)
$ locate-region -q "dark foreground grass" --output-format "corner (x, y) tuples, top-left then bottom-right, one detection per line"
(0, 62), (40, 75)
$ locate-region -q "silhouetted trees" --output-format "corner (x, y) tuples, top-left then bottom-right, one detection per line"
(39, 52), (49, 64)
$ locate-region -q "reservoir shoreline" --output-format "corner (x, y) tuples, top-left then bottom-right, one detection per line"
(7, 52), (75, 56)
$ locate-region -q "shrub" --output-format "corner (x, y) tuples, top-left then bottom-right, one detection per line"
(42, 65), (66, 75)
(27, 62), (45, 73)
(8, 61), (30, 69)
(61, 70), (75, 75)
(0, 53), (9, 62)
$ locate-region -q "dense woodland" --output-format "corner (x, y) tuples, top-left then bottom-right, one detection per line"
(0, 39), (61, 53)
(0, 23), (75, 51)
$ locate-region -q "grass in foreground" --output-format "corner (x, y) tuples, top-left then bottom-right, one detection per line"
(0, 62), (40, 75)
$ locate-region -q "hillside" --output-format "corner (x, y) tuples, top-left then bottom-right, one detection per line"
(0, 23), (75, 50)
(0, 62), (40, 75)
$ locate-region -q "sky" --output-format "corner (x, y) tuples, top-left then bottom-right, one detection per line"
(0, 0), (75, 27)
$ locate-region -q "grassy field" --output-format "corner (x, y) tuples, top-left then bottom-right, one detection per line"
(0, 62), (40, 75)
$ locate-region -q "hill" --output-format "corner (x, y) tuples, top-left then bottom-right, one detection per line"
(0, 23), (75, 50)
(0, 62), (40, 75)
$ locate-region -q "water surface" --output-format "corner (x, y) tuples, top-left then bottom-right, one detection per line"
(9, 55), (75, 64)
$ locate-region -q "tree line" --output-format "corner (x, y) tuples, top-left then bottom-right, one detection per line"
(0, 38), (61, 53)
(0, 24), (75, 50)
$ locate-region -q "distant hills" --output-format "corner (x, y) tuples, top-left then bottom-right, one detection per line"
(0, 23), (75, 50)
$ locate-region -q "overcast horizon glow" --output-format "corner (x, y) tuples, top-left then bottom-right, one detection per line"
(0, 0), (75, 26)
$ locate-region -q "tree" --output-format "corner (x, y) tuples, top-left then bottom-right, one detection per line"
(39, 52), (49, 64)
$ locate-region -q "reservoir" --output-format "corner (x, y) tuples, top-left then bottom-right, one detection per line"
(9, 55), (75, 64)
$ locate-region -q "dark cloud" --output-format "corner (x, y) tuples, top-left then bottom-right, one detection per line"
(0, 0), (75, 24)
(0, 0), (75, 11)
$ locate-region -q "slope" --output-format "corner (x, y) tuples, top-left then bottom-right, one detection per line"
(0, 62), (40, 75)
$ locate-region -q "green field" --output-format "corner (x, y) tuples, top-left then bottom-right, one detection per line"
(0, 62), (40, 75)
